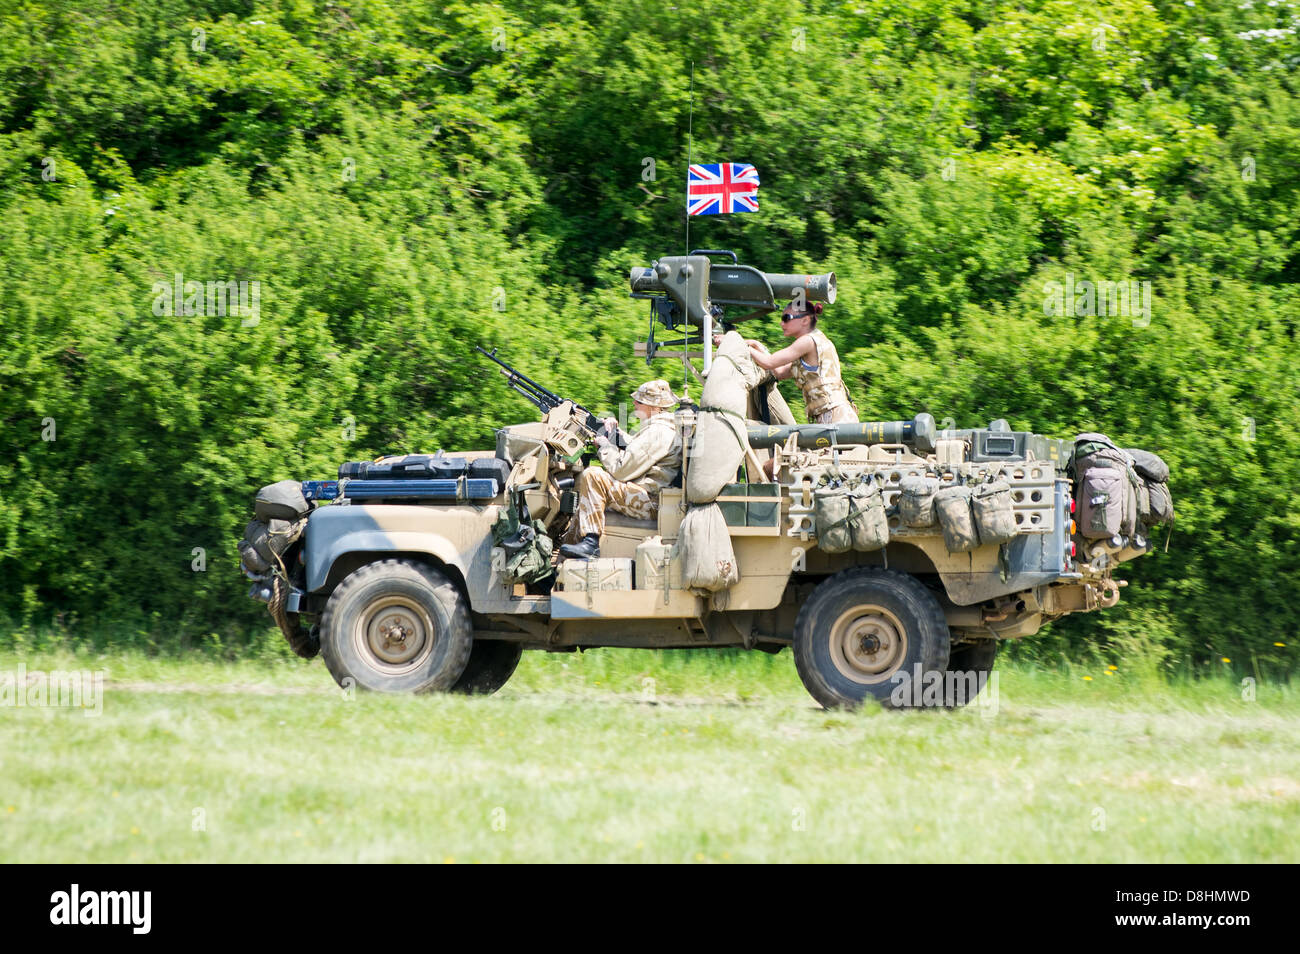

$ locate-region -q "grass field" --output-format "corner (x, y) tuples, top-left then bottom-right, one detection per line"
(2, 646), (1297, 863)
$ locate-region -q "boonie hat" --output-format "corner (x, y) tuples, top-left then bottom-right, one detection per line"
(630, 379), (678, 408)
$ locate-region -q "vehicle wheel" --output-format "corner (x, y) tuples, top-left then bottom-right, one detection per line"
(944, 638), (998, 707)
(451, 640), (523, 696)
(793, 567), (950, 709)
(319, 559), (472, 694)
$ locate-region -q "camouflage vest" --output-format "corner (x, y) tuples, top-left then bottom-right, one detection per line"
(792, 329), (852, 418)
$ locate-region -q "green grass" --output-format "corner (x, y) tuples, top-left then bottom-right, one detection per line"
(1, 647), (1297, 863)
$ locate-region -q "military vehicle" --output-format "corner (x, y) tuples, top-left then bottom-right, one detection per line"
(239, 251), (1171, 708)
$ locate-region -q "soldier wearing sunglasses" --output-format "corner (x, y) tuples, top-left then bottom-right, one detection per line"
(740, 300), (859, 424)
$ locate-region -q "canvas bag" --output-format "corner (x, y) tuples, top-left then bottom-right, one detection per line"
(848, 478), (889, 552)
(678, 504), (740, 592)
(813, 483), (853, 554)
(254, 480), (311, 522)
(686, 332), (761, 504)
(898, 475), (939, 528)
(935, 484), (979, 553)
(240, 518), (304, 575)
(971, 478), (1017, 545)
(1072, 433), (1139, 538)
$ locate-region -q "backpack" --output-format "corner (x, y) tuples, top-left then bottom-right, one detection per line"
(1071, 433), (1139, 539)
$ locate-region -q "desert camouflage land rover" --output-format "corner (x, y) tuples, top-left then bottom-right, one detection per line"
(239, 252), (1171, 708)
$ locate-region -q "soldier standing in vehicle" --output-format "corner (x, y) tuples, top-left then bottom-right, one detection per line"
(558, 380), (682, 561)
(743, 300), (859, 424)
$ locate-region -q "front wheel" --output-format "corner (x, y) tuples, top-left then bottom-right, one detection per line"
(320, 559), (473, 693)
(793, 567), (950, 709)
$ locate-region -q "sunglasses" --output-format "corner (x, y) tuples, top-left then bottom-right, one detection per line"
(780, 313), (807, 323)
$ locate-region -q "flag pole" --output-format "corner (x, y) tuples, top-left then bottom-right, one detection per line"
(685, 62), (711, 375)
(685, 61), (693, 256)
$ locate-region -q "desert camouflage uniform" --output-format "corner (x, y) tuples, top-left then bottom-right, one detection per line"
(575, 410), (682, 537)
(792, 329), (859, 425)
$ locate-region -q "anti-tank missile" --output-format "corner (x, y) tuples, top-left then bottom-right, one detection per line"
(746, 414), (938, 455)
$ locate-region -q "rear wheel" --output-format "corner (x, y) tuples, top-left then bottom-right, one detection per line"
(451, 640), (523, 696)
(793, 567), (950, 709)
(320, 559), (472, 693)
(944, 639), (998, 707)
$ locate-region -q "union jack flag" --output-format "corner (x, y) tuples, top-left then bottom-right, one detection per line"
(687, 162), (760, 216)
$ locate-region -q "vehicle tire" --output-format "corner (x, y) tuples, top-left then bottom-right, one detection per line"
(944, 638), (999, 707)
(319, 559), (472, 694)
(451, 640), (523, 696)
(793, 567), (950, 709)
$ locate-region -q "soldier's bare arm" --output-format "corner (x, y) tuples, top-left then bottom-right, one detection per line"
(750, 335), (814, 372)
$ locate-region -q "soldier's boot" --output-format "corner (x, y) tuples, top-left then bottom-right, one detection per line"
(559, 533), (601, 560)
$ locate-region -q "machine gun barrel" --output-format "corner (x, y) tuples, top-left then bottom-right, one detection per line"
(746, 414), (938, 455)
(474, 346), (626, 448)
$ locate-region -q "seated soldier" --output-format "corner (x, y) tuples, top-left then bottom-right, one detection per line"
(558, 380), (682, 561)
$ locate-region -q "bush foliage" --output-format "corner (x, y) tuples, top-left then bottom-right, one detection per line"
(1, 0), (1296, 670)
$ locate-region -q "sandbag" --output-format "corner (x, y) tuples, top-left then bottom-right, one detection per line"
(935, 485), (979, 553)
(899, 475), (939, 528)
(686, 332), (760, 504)
(971, 479), (1017, 545)
(678, 504), (740, 593)
(254, 480), (310, 521)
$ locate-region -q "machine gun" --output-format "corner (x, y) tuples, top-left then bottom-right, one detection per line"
(475, 346), (627, 449)
(629, 249), (836, 363)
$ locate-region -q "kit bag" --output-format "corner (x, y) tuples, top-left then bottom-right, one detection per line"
(814, 483), (853, 554)
(935, 485), (979, 553)
(687, 333), (760, 505)
(1077, 467), (1129, 539)
(254, 480), (311, 521)
(898, 475), (939, 529)
(239, 518), (304, 575)
(679, 503), (740, 592)
(1072, 433), (1140, 539)
(1123, 448), (1170, 484)
(1123, 446), (1175, 528)
(971, 478), (1017, 545)
(1147, 481), (1174, 525)
(491, 501), (554, 584)
(848, 479), (889, 552)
